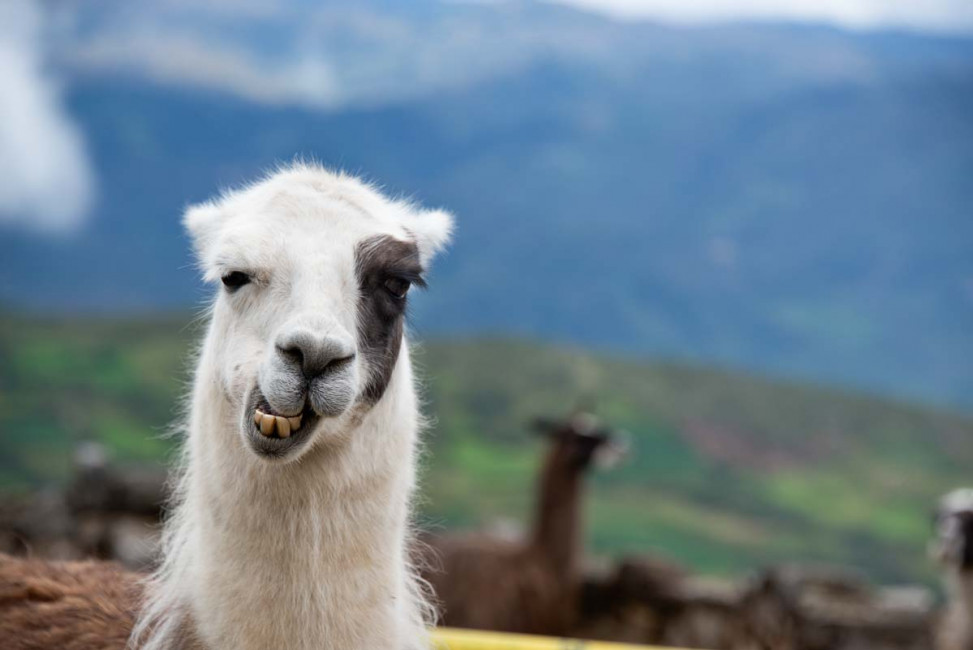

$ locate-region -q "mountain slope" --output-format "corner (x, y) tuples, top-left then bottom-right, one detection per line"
(2, 315), (969, 584)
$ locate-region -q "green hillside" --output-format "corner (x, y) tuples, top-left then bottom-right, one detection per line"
(1, 315), (970, 585)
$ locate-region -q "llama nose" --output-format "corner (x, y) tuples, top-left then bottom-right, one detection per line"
(275, 331), (356, 380)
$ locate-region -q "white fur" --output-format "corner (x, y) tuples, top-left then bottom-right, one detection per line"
(132, 163), (453, 650)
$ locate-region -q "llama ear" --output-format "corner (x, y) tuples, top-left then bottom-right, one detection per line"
(183, 201), (224, 261)
(407, 208), (454, 267)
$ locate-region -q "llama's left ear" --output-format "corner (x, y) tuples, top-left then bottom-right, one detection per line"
(407, 207), (454, 267)
(183, 200), (224, 263)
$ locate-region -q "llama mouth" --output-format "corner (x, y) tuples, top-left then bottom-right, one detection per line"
(253, 407), (304, 439)
(244, 389), (320, 459)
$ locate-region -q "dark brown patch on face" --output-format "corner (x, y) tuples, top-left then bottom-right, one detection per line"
(355, 235), (424, 405)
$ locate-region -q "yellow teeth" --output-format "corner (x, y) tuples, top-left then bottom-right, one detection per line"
(276, 416), (291, 438)
(254, 408), (303, 437)
(260, 412), (274, 436)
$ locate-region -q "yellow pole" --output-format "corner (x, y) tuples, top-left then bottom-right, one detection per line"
(431, 627), (693, 650)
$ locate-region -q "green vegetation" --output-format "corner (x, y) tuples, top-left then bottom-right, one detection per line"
(2, 316), (970, 586)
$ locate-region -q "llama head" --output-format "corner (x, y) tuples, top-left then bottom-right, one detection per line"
(185, 164), (453, 462)
(933, 488), (973, 571)
(533, 412), (630, 471)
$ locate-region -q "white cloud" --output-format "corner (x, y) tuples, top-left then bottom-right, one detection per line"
(0, 0), (95, 232)
(58, 7), (539, 111)
(72, 34), (344, 109)
(549, 0), (973, 33)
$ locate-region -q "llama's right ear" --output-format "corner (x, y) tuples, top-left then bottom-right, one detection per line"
(407, 207), (454, 268)
(183, 201), (224, 262)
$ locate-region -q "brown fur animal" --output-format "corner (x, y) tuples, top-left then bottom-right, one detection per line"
(423, 413), (626, 635)
(0, 554), (141, 650)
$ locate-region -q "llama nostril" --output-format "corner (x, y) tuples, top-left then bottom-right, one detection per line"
(277, 344), (304, 366)
(275, 332), (355, 380)
(304, 352), (356, 380)
(324, 354), (356, 374)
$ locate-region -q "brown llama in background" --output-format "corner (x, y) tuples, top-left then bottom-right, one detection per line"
(423, 412), (627, 635)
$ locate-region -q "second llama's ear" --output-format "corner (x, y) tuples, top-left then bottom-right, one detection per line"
(407, 207), (454, 267)
(183, 201), (224, 263)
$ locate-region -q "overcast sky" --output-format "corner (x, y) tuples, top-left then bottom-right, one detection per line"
(551, 0), (973, 33)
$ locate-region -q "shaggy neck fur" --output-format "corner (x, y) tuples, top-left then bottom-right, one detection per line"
(133, 327), (429, 650)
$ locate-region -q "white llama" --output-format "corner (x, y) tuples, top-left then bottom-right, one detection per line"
(934, 489), (973, 650)
(131, 164), (454, 649)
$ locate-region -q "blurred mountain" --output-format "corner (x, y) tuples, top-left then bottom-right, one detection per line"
(1, 1), (972, 407)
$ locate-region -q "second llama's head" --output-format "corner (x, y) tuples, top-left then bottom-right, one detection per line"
(533, 412), (630, 472)
(185, 164), (453, 462)
(933, 488), (973, 572)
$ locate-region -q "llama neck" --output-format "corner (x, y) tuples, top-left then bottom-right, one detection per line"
(140, 345), (426, 650)
(949, 569), (973, 622)
(943, 568), (973, 649)
(529, 448), (584, 579)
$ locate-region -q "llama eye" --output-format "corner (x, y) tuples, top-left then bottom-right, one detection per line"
(383, 277), (411, 299)
(221, 271), (251, 292)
